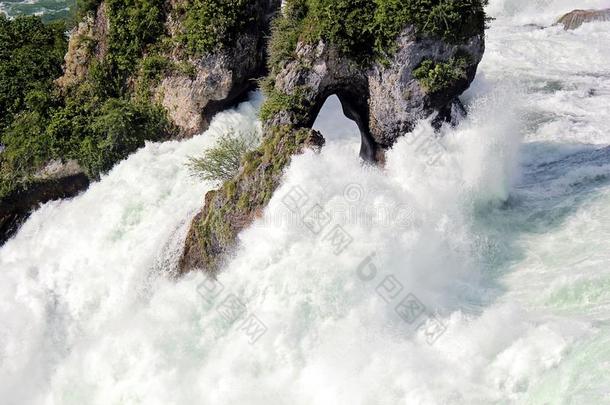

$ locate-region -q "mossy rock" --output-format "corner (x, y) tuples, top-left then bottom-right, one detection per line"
(179, 125), (324, 274)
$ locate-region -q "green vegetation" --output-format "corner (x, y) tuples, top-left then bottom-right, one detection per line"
(97, 0), (167, 97)
(179, 0), (258, 56)
(0, 15), (67, 130)
(413, 56), (469, 93)
(259, 81), (312, 123)
(192, 125), (322, 271)
(0, 15), (67, 197)
(268, 0), (489, 69)
(2, 0), (268, 200)
(0, 10), (174, 199)
(187, 128), (260, 183)
(262, 0), (489, 121)
(76, 0), (102, 17)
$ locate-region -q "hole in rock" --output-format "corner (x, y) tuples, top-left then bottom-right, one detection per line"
(312, 95), (361, 144)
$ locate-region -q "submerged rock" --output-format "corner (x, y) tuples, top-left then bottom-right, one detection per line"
(179, 126), (324, 275)
(557, 9), (610, 30)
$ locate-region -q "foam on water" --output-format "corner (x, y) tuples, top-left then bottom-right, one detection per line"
(1, 1), (610, 404)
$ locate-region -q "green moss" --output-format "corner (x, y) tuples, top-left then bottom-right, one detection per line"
(173, 61), (197, 78)
(413, 56), (469, 93)
(193, 125), (321, 270)
(259, 82), (312, 122)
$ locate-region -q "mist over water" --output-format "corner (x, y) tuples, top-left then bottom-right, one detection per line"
(2, 1), (610, 403)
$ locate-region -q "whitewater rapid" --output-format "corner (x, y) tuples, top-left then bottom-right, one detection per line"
(2, 0), (610, 404)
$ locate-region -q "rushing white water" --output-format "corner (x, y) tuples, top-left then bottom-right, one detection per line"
(2, 1), (610, 403)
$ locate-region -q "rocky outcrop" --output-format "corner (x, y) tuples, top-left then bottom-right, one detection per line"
(56, 3), (109, 89)
(153, 0), (281, 137)
(179, 126), (324, 275)
(179, 9), (485, 274)
(2, 0), (283, 246)
(557, 9), (610, 30)
(155, 29), (269, 137)
(268, 27), (484, 161)
(0, 160), (89, 244)
(58, 0), (280, 137)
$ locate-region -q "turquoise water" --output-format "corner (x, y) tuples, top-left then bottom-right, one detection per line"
(0, 0), (75, 22)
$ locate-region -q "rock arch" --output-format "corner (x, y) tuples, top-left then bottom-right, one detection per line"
(264, 27), (484, 162)
(179, 7), (487, 275)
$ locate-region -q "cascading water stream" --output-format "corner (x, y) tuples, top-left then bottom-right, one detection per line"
(1, 0), (610, 403)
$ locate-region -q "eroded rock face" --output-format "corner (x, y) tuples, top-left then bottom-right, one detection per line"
(269, 27), (484, 161)
(156, 31), (267, 137)
(557, 9), (610, 30)
(155, 0), (281, 137)
(4, 0), (282, 244)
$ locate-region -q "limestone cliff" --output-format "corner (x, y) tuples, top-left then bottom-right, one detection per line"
(265, 27), (483, 161)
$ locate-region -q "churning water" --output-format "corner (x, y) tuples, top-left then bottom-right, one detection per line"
(1, 0), (610, 403)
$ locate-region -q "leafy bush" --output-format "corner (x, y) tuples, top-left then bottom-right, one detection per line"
(78, 98), (172, 175)
(188, 128), (260, 183)
(0, 4), (178, 199)
(413, 56), (469, 93)
(102, 0), (167, 94)
(0, 15), (67, 130)
(180, 0), (256, 56)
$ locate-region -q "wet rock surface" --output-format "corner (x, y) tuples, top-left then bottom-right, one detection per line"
(557, 9), (610, 30)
